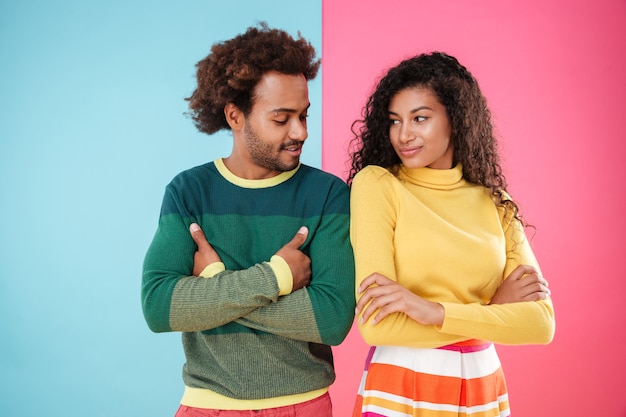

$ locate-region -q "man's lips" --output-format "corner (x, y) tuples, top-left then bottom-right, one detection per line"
(282, 142), (304, 153)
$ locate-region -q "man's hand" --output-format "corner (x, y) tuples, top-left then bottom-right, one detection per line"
(189, 223), (222, 276)
(490, 264), (551, 305)
(275, 226), (311, 291)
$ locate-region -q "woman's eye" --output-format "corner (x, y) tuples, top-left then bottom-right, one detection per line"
(390, 119), (400, 125)
(415, 116), (427, 122)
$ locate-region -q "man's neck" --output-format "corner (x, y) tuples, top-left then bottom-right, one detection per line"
(221, 155), (281, 180)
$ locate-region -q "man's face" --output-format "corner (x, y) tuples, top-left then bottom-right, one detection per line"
(241, 71), (310, 176)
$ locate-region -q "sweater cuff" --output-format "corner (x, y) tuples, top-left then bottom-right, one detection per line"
(198, 262), (226, 278)
(438, 301), (479, 334)
(268, 255), (293, 295)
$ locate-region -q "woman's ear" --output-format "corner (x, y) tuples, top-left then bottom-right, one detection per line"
(224, 103), (244, 131)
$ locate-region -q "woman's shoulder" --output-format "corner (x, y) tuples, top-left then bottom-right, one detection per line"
(353, 165), (395, 184)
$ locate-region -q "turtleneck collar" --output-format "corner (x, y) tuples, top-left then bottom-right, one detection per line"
(398, 163), (465, 190)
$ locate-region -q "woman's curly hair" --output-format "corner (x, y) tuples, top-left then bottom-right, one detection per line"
(348, 52), (524, 224)
(186, 22), (320, 135)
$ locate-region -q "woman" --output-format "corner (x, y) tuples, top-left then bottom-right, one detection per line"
(348, 52), (555, 417)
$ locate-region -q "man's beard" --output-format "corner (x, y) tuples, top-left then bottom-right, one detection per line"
(243, 123), (302, 172)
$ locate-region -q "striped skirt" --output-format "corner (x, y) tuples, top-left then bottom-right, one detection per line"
(352, 340), (510, 417)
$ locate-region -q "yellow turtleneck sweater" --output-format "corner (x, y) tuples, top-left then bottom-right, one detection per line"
(350, 164), (555, 348)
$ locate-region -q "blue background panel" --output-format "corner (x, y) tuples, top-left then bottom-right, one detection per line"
(0, 2), (322, 416)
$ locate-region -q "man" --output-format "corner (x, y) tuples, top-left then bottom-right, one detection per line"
(141, 23), (355, 416)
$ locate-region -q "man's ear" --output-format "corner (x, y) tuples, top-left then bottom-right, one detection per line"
(224, 103), (244, 131)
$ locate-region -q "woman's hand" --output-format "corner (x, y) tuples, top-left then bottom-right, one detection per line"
(356, 273), (444, 326)
(490, 264), (551, 305)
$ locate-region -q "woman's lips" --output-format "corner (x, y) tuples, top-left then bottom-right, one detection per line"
(398, 146), (422, 157)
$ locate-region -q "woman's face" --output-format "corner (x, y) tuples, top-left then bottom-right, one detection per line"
(388, 87), (454, 169)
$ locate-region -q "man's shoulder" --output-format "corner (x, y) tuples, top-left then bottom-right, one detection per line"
(168, 161), (217, 187)
(296, 164), (348, 189)
(294, 165), (350, 213)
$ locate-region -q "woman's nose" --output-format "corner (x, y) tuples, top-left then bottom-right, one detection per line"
(398, 123), (414, 143)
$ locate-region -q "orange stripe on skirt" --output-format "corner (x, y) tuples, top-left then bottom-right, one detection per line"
(352, 341), (510, 417)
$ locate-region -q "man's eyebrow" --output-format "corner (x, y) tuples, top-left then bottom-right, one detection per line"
(270, 103), (311, 114)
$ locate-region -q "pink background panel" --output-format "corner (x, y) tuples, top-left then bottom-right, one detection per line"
(322, 1), (626, 416)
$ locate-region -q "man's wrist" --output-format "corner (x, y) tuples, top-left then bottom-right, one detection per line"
(199, 262), (226, 278)
(268, 255), (293, 295)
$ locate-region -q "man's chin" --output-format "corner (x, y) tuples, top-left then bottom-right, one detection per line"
(279, 157), (301, 172)
(282, 162), (300, 172)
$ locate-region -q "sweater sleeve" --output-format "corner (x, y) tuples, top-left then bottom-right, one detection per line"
(352, 168), (466, 348)
(352, 167), (554, 348)
(234, 181), (356, 346)
(141, 184), (283, 333)
(439, 210), (555, 345)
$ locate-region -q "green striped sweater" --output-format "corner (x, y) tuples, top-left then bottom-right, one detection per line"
(142, 159), (355, 402)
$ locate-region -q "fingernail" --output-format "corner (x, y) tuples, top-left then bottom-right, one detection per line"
(190, 223), (200, 232)
(298, 226), (308, 234)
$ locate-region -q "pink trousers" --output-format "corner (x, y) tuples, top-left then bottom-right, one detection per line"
(174, 392), (333, 417)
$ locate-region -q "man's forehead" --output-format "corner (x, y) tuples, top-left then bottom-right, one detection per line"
(253, 72), (310, 112)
